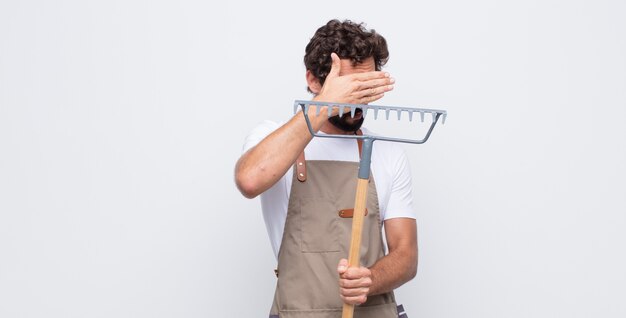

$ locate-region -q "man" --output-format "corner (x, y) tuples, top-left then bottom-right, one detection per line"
(235, 19), (417, 318)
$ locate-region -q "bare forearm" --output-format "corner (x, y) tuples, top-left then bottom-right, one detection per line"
(235, 108), (327, 198)
(368, 247), (417, 296)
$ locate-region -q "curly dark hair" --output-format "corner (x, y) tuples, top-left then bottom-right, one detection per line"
(304, 19), (389, 92)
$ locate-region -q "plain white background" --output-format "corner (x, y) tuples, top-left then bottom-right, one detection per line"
(1, 0), (625, 317)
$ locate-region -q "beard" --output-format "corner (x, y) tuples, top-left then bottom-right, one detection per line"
(327, 109), (365, 132)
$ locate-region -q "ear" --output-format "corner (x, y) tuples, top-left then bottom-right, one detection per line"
(306, 70), (322, 94)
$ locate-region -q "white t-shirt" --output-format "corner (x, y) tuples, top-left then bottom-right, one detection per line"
(243, 120), (416, 258)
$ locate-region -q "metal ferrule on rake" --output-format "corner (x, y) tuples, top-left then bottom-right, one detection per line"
(295, 99), (447, 179)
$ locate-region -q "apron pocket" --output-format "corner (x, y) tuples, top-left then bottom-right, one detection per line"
(300, 197), (340, 253)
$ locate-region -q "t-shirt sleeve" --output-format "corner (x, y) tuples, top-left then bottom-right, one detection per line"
(242, 120), (281, 153)
(384, 148), (416, 220)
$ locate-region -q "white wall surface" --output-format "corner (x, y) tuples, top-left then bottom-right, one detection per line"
(1, 1), (625, 317)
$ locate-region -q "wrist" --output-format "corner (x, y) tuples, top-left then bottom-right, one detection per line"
(302, 102), (329, 132)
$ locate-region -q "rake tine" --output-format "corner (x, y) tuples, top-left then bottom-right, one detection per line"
(296, 101), (446, 127)
(293, 100), (446, 148)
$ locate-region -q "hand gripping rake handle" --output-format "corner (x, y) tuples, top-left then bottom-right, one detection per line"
(295, 100), (446, 318)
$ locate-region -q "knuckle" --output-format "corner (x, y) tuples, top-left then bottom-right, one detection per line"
(364, 278), (372, 286)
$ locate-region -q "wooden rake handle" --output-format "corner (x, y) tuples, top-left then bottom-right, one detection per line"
(341, 177), (369, 318)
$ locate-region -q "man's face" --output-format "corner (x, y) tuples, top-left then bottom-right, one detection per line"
(327, 57), (376, 132)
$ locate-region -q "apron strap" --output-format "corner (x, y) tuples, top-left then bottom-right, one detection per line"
(296, 152), (306, 182)
(295, 129), (363, 183)
(356, 129), (363, 157)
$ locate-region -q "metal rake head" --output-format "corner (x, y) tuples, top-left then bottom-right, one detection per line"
(294, 100), (447, 144)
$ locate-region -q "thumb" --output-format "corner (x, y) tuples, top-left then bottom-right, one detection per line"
(327, 52), (341, 78)
(337, 258), (349, 274)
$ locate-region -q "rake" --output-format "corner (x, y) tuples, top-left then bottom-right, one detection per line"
(294, 99), (447, 318)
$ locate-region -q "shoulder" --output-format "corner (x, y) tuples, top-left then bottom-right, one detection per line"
(249, 120), (282, 136)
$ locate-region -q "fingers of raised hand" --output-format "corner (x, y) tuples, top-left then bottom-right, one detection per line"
(355, 76), (394, 90)
(317, 68), (393, 105)
(355, 85), (394, 99)
(362, 77), (395, 89)
(353, 71), (390, 81)
(352, 76), (394, 101)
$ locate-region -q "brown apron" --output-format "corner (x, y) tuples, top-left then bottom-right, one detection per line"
(269, 144), (407, 318)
